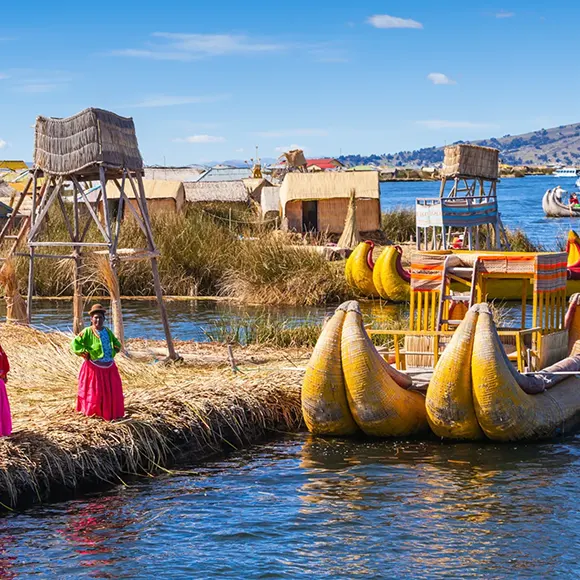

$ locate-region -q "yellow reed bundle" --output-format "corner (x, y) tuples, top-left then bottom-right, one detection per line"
(337, 189), (361, 250)
(95, 256), (125, 346)
(0, 258), (27, 324)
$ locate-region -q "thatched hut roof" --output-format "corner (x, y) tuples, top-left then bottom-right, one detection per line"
(34, 108), (143, 177)
(143, 166), (205, 182)
(105, 179), (184, 200)
(280, 171), (379, 211)
(196, 167), (252, 182)
(183, 181), (249, 203)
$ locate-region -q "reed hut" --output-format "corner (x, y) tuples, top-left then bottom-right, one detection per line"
(183, 181), (250, 210)
(279, 172), (380, 234)
(260, 186), (281, 220)
(104, 179), (185, 217)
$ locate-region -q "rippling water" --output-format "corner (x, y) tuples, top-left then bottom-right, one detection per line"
(3, 434), (580, 578)
(3, 176), (580, 577)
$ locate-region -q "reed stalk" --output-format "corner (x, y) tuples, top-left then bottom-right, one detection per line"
(0, 259), (27, 324)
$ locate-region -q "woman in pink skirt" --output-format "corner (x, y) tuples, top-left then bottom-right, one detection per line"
(0, 345), (12, 436)
(71, 304), (124, 421)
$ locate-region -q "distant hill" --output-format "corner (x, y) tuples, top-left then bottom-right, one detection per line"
(338, 122), (580, 168)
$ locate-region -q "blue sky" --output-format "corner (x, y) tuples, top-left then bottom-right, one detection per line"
(1, 0), (579, 165)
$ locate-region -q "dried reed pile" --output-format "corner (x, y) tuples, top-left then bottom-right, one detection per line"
(0, 259), (27, 324)
(0, 324), (303, 510)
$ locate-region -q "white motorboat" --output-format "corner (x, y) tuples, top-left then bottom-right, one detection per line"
(553, 167), (579, 177)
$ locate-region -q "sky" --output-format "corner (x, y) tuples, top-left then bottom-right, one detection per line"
(1, 0), (580, 165)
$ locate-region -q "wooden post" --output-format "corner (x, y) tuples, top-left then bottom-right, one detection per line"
(72, 179), (83, 335)
(134, 172), (178, 360)
(26, 171), (39, 323)
(99, 167), (125, 345)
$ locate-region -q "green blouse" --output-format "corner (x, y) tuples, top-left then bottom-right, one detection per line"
(71, 327), (122, 361)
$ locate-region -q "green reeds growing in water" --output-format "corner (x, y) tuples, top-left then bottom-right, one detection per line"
(381, 207), (416, 243)
(219, 233), (349, 306)
(12, 206), (348, 305)
(204, 313), (324, 347)
(7, 203), (546, 306)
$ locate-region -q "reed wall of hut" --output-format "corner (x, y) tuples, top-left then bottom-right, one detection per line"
(101, 179), (185, 219)
(284, 198), (380, 233)
(280, 171), (380, 234)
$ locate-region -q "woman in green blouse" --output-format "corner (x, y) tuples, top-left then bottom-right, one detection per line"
(71, 304), (124, 420)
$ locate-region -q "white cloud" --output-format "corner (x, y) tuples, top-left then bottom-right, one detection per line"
(368, 15), (423, 29)
(496, 11), (515, 18)
(235, 148), (244, 153)
(112, 33), (287, 61)
(275, 144), (306, 153)
(0, 139), (6, 149)
(255, 128), (328, 138)
(0, 73), (8, 80)
(8, 70), (71, 93)
(177, 135), (226, 144)
(416, 120), (497, 130)
(427, 72), (456, 85)
(131, 94), (228, 108)
(15, 83), (60, 93)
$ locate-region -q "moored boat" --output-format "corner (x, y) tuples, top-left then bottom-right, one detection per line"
(542, 185), (580, 217)
(553, 167), (579, 178)
(306, 249), (580, 442)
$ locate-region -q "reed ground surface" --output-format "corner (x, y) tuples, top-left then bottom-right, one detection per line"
(0, 324), (306, 511)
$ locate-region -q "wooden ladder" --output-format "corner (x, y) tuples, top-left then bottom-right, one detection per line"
(436, 256), (479, 331)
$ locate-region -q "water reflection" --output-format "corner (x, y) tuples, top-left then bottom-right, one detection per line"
(58, 495), (138, 578)
(0, 529), (17, 580)
(298, 436), (580, 577)
(2, 434), (580, 577)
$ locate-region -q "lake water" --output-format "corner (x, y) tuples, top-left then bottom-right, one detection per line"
(4, 175), (580, 577)
(4, 433), (580, 578)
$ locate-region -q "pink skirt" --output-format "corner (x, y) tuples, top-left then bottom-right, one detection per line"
(0, 379), (11, 436)
(77, 360), (124, 421)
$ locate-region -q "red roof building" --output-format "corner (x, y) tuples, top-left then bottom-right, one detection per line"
(306, 158), (344, 171)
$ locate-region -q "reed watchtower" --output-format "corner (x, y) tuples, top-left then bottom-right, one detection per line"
(0, 108), (177, 359)
(415, 144), (509, 251)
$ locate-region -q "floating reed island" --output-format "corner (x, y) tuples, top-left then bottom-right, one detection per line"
(0, 324), (305, 511)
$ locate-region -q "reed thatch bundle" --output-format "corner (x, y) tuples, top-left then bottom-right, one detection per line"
(337, 189), (362, 249)
(96, 256), (124, 346)
(0, 324), (303, 509)
(442, 144), (499, 180)
(0, 259), (27, 324)
(34, 108), (143, 176)
(283, 149), (307, 169)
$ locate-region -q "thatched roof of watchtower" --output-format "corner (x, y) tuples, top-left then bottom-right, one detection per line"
(33, 108), (143, 177)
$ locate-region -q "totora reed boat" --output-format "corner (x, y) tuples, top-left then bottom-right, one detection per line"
(306, 249), (580, 441)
